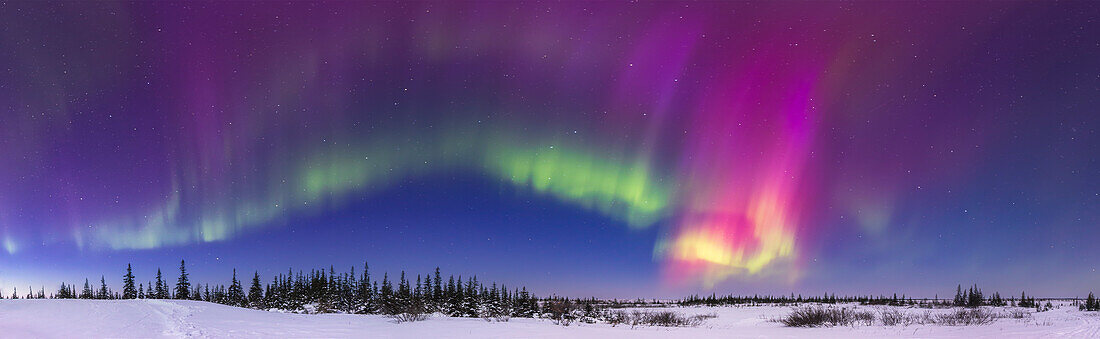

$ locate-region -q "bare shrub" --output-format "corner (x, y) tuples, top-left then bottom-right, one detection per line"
(916, 311), (936, 325)
(606, 310), (629, 327)
(646, 311), (680, 326)
(390, 312), (428, 323)
(1005, 309), (1030, 319)
(781, 307), (830, 327)
(545, 300), (578, 326)
(389, 299), (430, 323)
(852, 310), (875, 326)
(935, 308), (996, 326)
(879, 308), (905, 326)
(780, 306), (875, 327)
(604, 310), (713, 328)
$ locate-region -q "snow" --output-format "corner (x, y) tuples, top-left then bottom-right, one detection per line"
(1, 299), (1097, 338)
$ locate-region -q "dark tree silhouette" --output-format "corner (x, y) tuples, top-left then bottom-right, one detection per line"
(122, 264), (137, 299)
(175, 260), (191, 300)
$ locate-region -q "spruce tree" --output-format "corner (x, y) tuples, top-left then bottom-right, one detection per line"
(380, 273), (394, 314)
(463, 276), (479, 317)
(954, 285), (964, 306)
(123, 264), (137, 299)
(357, 262), (373, 314)
(227, 269), (244, 307)
(398, 271), (411, 312)
(56, 283), (70, 299)
(433, 267), (443, 305)
(155, 269), (166, 299)
(516, 287), (535, 317)
(98, 276), (109, 299)
(249, 271), (264, 308)
(175, 260), (190, 299)
(450, 276), (463, 316)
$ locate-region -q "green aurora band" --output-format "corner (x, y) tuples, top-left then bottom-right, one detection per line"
(76, 127), (673, 250)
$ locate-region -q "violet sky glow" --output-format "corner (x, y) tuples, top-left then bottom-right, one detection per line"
(0, 2), (1097, 298)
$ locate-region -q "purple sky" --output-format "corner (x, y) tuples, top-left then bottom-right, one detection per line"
(0, 2), (1097, 298)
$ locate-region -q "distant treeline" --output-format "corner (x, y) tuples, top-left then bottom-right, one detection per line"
(680, 284), (1093, 312)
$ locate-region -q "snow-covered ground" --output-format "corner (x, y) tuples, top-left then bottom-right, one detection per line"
(1, 299), (1097, 338)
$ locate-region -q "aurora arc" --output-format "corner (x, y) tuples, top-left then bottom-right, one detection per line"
(78, 127), (675, 251)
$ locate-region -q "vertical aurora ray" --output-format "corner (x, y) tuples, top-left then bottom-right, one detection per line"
(655, 65), (823, 287)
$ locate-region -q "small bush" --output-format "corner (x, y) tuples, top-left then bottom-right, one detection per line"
(780, 306), (875, 327)
(606, 310), (629, 327)
(1005, 309), (1030, 319)
(694, 312), (719, 321)
(481, 314), (510, 322)
(390, 312), (428, 323)
(638, 311), (702, 327)
(935, 308), (995, 326)
(545, 300), (578, 326)
(879, 309), (904, 326)
(603, 310), (713, 328)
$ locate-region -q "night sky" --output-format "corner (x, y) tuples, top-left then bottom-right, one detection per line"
(1, 2), (1097, 298)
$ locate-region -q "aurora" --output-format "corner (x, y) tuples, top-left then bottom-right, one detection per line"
(1, 1), (1097, 297)
(78, 126), (674, 250)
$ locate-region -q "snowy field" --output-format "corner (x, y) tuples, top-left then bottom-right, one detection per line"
(1, 299), (1097, 338)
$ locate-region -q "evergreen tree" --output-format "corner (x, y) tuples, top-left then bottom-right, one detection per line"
(123, 264), (137, 299)
(463, 276), (479, 317)
(56, 283), (73, 299)
(517, 287), (536, 317)
(227, 269), (245, 307)
(155, 269), (166, 299)
(433, 267), (443, 306)
(249, 271), (264, 308)
(488, 282), (502, 316)
(397, 271), (411, 312)
(357, 262), (373, 314)
(449, 276), (462, 316)
(98, 276), (109, 299)
(380, 273), (394, 314)
(965, 284), (983, 307)
(175, 260), (190, 300)
(954, 284), (964, 306)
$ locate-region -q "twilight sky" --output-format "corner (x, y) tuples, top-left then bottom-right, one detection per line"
(0, 2), (1097, 298)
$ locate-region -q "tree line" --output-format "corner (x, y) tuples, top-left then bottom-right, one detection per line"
(681, 284), (1064, 310)
(6, 268), (1097, 317)
(5, 259), (547, 319)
